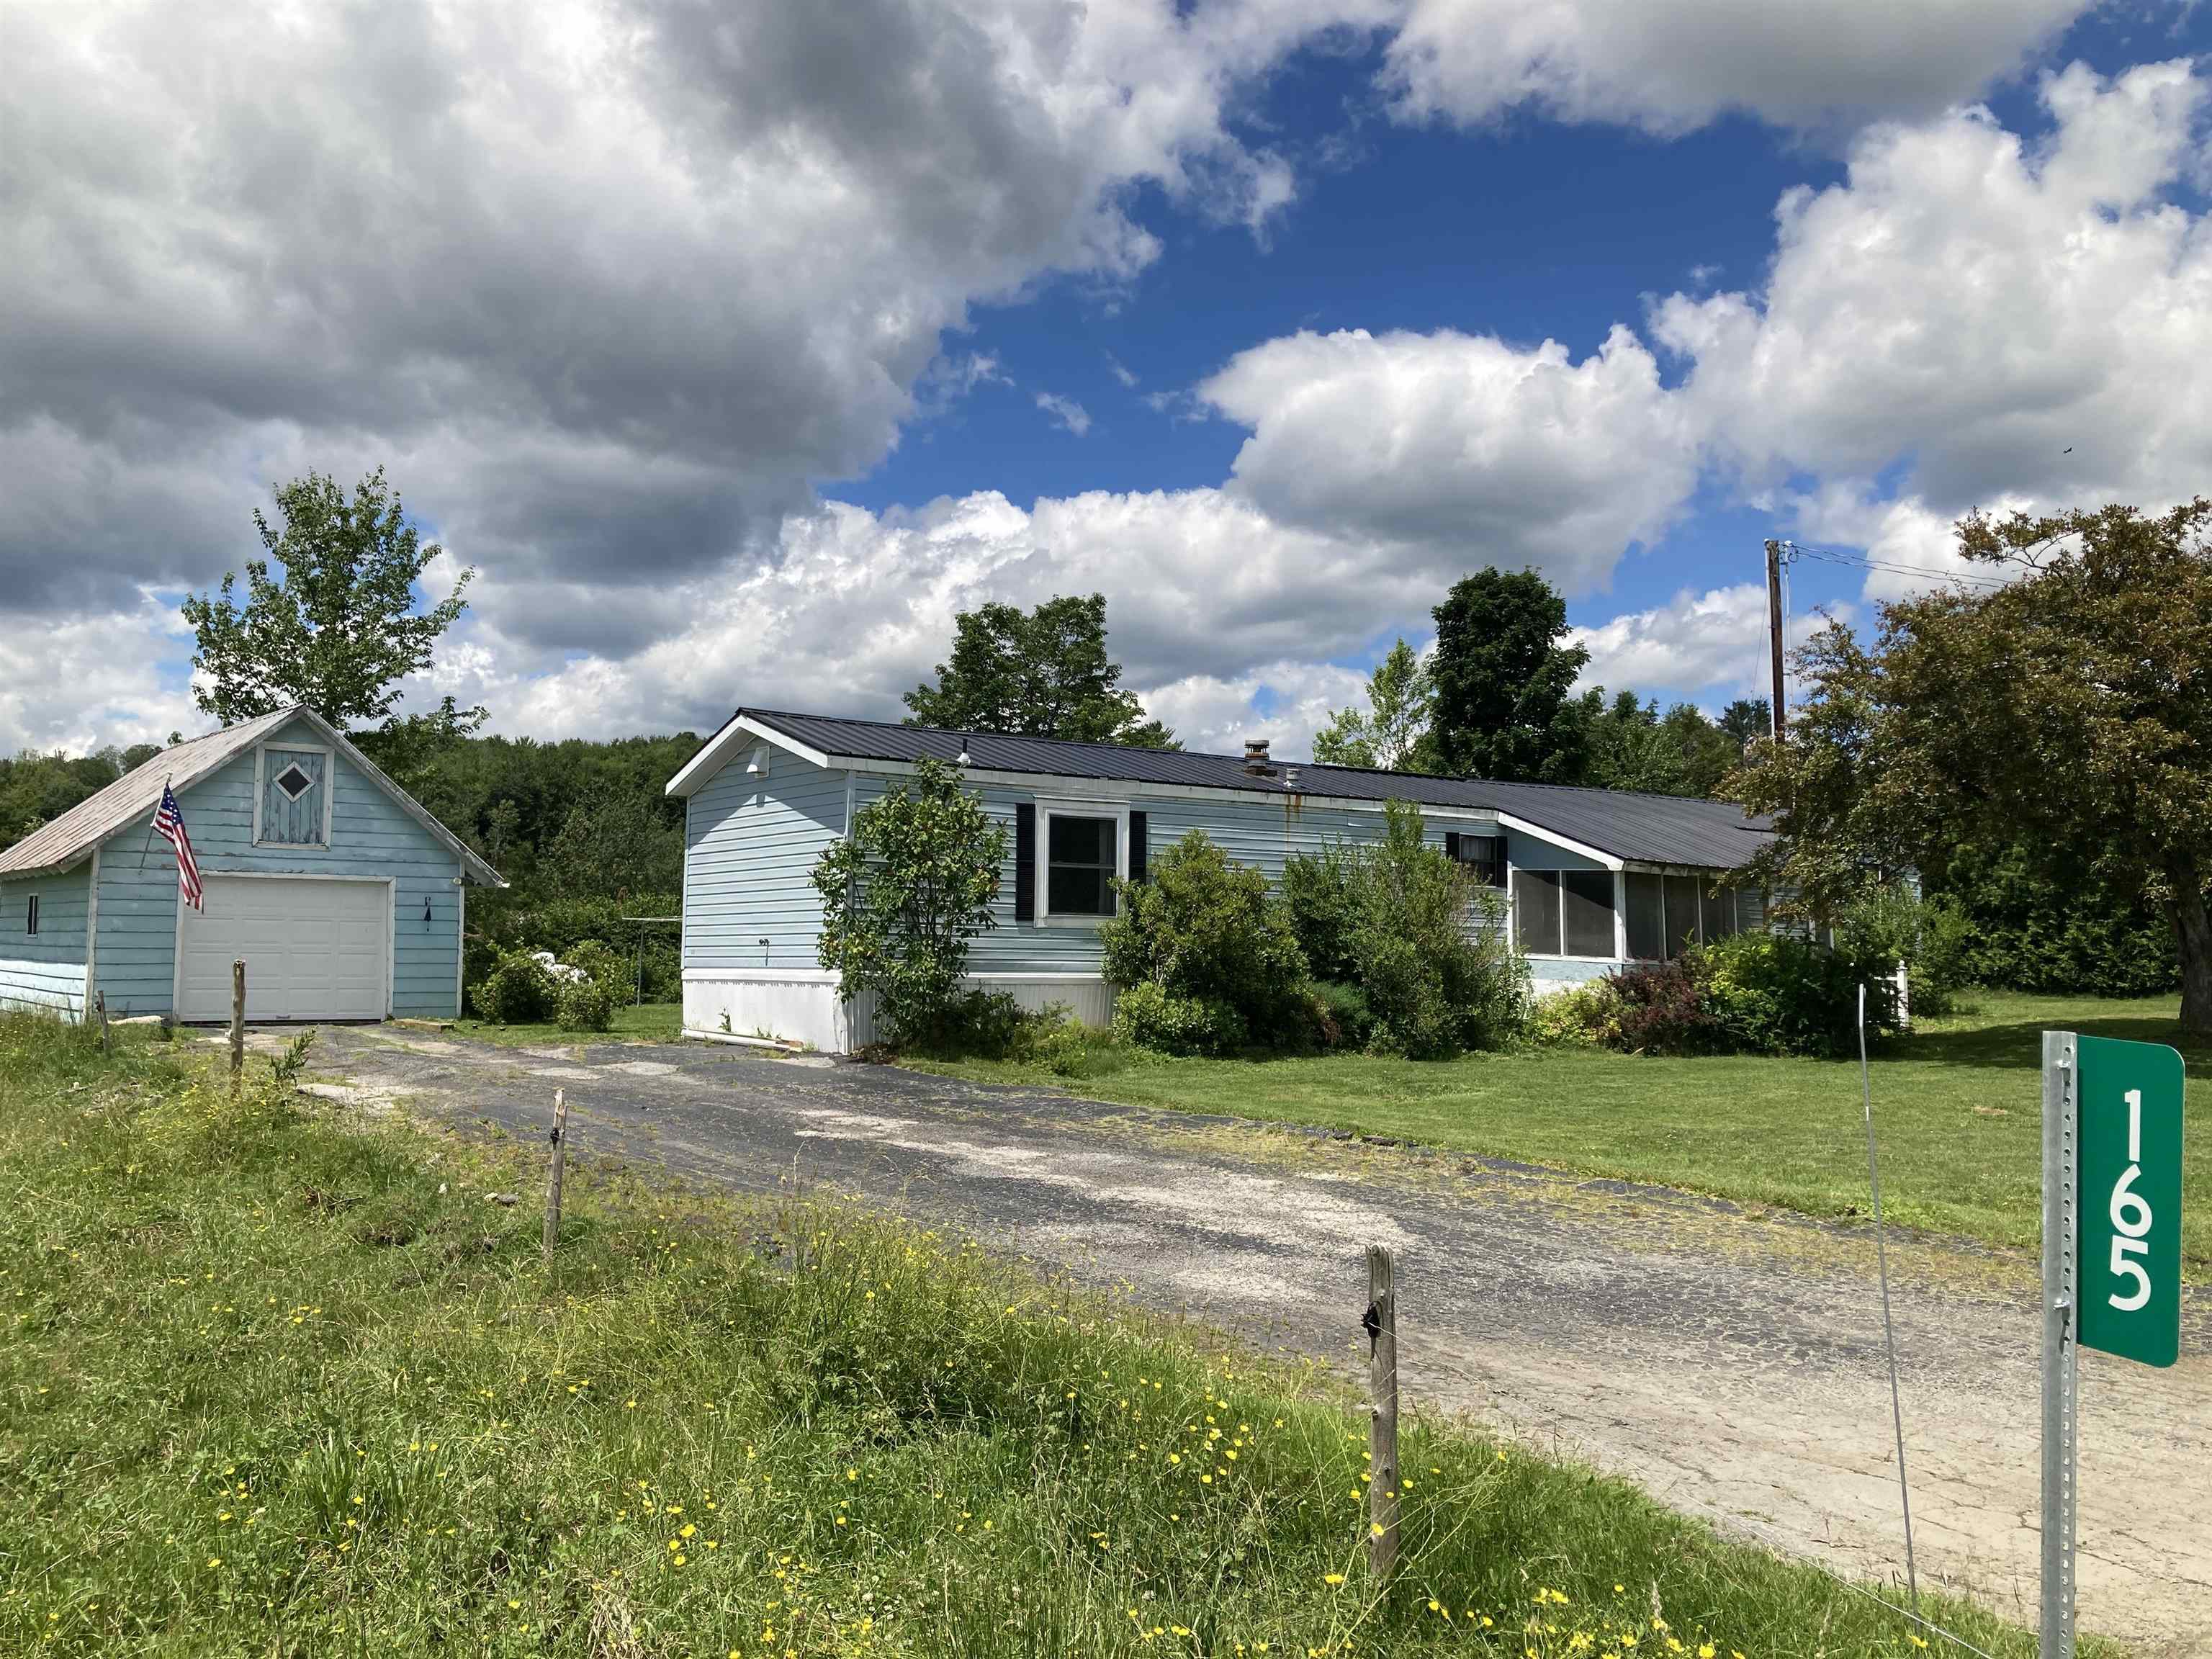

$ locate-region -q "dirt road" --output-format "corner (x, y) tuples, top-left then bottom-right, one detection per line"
(292, 1025), (2212, 1652)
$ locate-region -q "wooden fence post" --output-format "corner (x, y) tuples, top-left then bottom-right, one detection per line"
(228, 960), (246, 1094)
(543, 1089), (570, 1262)
(1364, 1244), (1401, 1586)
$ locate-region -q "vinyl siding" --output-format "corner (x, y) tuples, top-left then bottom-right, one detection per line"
(0, 868), (91, 1018)
(683, 756), (850, 970)
(91, 716), (465, 1018)
(678, 753), (1683, 982)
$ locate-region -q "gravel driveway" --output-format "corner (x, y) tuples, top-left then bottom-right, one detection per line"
(285, 1025), (2212, 1653)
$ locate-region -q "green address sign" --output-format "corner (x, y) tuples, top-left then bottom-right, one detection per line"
(2074, 1034), (2185, 1368)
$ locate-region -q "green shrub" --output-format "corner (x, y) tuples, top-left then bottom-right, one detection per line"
(554, 976), (616, 1033)
(1704, 932), (1899, 1057)
(1100, 830), (1310, 1050)
(467, 894), (681, 1007)
(1528, 982), (1617, 1047)
(1344, 801), (1524, 1058)
(1281, 845), (1360, 981)
(1308, 980), (1374, 1050)
(812, 757), (1008, 1049)
(1110, 980), (1247, 1057)
(1833, 886), (1970, 1017)
(559, 938), (629, 1001)
(469, 950), (557, 1024)
(1010, 1004), (1126, 1079)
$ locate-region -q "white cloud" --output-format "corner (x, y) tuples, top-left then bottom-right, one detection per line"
(0, 598), (200, 756)
(1385, 0), (2090, 136)
(1035, 392), (1094, 436)
(1198, 324), (1697, 593)
(1655, 61), (2212, 524)
(1570, 583), (1847, 705)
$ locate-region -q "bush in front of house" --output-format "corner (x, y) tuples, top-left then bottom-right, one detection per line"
(1527, 981), (1619, 1048)
(1344, 800), (1525, 1058)
(470, 948), (559, 1024)
(1100, 830), (1313, 1054)
(1279, 842), (1360, 982)
(555, 976), (616, 1033)
(1308, 979), (1375, 1050)
(1110, 980), (1251, 1057)
(811, 756), (1010, 1050)
(1703, 932), (1899, 1057)
(1583, 933), (1901, 1058)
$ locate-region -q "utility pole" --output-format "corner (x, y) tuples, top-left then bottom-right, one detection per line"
(1764, 539), (1787, 738)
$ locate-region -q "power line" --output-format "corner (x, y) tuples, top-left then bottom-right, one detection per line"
(1779, 540), (2015, 592)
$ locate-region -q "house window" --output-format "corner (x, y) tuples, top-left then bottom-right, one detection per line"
(1512, 868), (1561, 955)
(1623, 871), (1745, 959)
(1560, 870), (1617, 957)
(1445, 832), (1506, 889)
(1045, 812), (1119, 917)
(1664, 873), (1703, 958)
(24, 894), (37, 937)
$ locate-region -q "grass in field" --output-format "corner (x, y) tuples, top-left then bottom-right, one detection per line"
(451, 999), (684, 1048)
(906, 991), (2210, 1272)
(0, 1012), (2024, 1658)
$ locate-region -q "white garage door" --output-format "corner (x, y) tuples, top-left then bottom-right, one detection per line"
(176, 876), (390, 1022)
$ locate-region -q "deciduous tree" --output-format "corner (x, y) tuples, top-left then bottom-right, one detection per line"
(1735, 498), (2212, 1034)
(1312, 639), (1434, 770)
(183, 468), (477, 729)
(904, 593), (1174, 748)
(1426, 570), (1589, 781)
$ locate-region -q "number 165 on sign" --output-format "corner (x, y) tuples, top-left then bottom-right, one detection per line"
(2075, 1035), (2185, 1368)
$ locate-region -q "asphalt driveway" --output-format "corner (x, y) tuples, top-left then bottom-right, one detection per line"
(284, 1024), (2212, 1653)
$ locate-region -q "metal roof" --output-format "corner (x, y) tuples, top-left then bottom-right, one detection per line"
(0, 705), (503, 885)
(712, 706), (1772, 871)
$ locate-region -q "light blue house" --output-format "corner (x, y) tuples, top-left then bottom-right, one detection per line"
(0, 706), (502, 1024)
(666, 707), (1775, 1051)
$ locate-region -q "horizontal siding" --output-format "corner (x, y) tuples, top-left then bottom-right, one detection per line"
(684, 757), (848, 971)
(93, 716), (465, 1019)
(0, 870), (91, 1018)
(681, 761), (1549, 982)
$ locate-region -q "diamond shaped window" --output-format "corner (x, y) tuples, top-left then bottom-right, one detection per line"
(274, 763), (315, 801)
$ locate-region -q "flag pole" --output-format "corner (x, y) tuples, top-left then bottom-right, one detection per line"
(136, 775), (171, 873)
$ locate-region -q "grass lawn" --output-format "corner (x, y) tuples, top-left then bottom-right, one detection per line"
(908, 991), (2211, 1272)
(450, 999), (684, 1048)
(0, 1012), (2026, 1658)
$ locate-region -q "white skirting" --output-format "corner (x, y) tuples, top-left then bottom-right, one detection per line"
(681, 968), (1113, 1054)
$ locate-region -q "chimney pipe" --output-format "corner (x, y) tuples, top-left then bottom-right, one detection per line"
(1244, 737), (1272, 775)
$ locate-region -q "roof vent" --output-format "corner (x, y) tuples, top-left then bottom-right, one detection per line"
(1243, 737), (1272, 775)
(1282, 767), (1299, 792)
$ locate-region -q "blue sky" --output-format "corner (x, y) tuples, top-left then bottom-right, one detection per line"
(4, 1), (2211, 757)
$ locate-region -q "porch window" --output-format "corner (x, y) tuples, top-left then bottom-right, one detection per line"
(1560, 870), (1617, 957)
(1511, 868), (1560, 955)
(1624, 871), (1665, 960)
(1046, 814), (1118, 917)
(1664, 873), (1703, 958)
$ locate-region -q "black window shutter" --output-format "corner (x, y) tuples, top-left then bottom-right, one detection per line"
(1444, 831), (1461, 862)
(1014, 803), (1035, 922)
(1128, 810), (1148, 883)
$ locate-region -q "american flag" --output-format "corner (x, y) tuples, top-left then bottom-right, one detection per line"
(153, 783), (203, 912)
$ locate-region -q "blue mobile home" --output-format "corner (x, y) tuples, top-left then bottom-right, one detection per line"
(0, 706), (502, 1023)
(667, 708), (1774, 1052)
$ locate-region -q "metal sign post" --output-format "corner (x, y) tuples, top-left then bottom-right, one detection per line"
(2041, 1030), (2186, 1659)
(2039, 1031), (2079, 1659)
